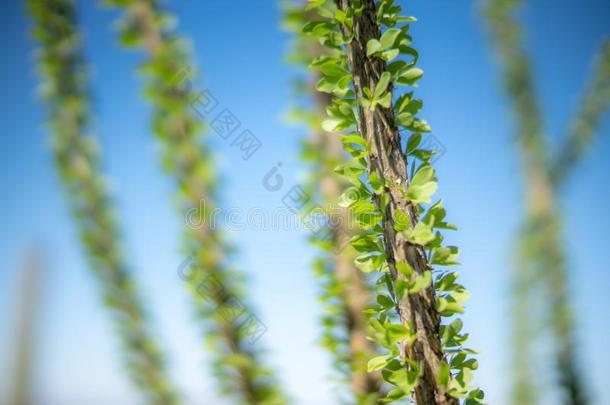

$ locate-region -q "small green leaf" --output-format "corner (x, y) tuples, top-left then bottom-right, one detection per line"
(438, 362), (450, 388)
(377, 91), (392, 108)
(409, 271), (432, 294)
(380, 28), (402, 49)
(334, 9), (347, 24)
(369, 171), (384, 193)
(406, 133), (422, 154)
(367, 354), (392, 372)
(432, 246), (460, 266)
(338, 186), (359, 208)
(381, 48), (400, 61)
(394, 209), (410, 232)
(366, 39), (382, 56)
(405, 221), (435, 245)
(374, 72), (391, 99)
(396, 261), (413, 278)
(406, 164), (437, 203)
(436, 296), (465, 316)
(382, 388), (408, 403)
(398, 67), (424, 85)
(340, 133), (367, 149)
(396, 112), (413, 127)
(377, 294), (395, 309)
(321, 118), (341, 132)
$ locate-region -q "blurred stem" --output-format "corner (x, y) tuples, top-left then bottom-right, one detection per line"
(9, 248), (42, 405)
(27, 0), (179, 403)
(483, 0), (608, 403)
(283, 2), (383, 400)
(106, 0), (286, 403)
(315, 82), (383, 400)
(551, 41), (610, 186)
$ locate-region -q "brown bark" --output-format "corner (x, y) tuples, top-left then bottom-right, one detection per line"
(334, 1), (457, 404)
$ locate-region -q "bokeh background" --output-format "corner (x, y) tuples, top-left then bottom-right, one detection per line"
(1, 0), (609, 404)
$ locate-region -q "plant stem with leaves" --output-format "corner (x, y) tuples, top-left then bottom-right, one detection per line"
(484, 0), (610, 403)
(302, 1), (484, 403)
(284, 3), (383, 403)
(106, 0), (286, 403)
(28, 1), (179, 403)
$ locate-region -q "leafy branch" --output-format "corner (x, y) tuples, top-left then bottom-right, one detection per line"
(552, 41), (610, 185)
(28, 0), (179, 403)
(484, 0), (610, 403)
(302, 1), (484, 403)
(104, 0), (286, 403)
(283, 2), (384, 403)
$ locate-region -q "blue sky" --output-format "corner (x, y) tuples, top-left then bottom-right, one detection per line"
(0, 0), (609, 404)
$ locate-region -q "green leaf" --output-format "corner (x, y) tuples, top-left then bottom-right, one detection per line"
(396, 112), (413, 127)
(408, 271), (432, 294)
(381, 48), (400, 62)
(369, 171), (384, 193)
(436, 296), (465, 316)
(380, 28), (402, 49)
(367, 354), (392, 372)
(338, 186), (359, 208)
(424, 200), (457, 230)
(319, 63), (349, 78)
(436, 272), (459, 292)
(394, 209), (410, 232)
(406, 133), (422, 154)
(386, 323), (409, 341)
(382, 359), (421, 393)
(377, 294), (395, 309)
(394, 92), (412, 113)
(406, 164), (437, 203)
(354, 254), (379, 273)
(438, 362), (450, 389)
(334, 9), (347, 24)
(351, 233), (383, 253)
(382, 388), (408, 403)
(432, 246), (460, 266)
(377, 91), (392, 108)
(340, 133), (367, 149)
(321, 118), (341, 132)
(395, 279), (407, 300)
(354, 211), (383, 229)
(396, 261), (413, 278)
(398, 67), (424, 85)
(367, 39), (382, 56)
(374, 72), (391, 99)
(405, 221), (435, 245)
(404, 98), (423, 115)
(334, 163), (365, 186)
(305, 0), (326, 11)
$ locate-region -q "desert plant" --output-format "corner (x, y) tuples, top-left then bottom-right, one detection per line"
(28, 0), (179, 403)
(483, 0), (610, 403)
(300, 1), (484, 403)
(104, 0), (286, 403)
(283, 2), (383, 403)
